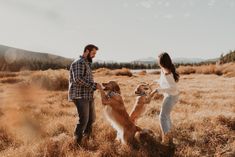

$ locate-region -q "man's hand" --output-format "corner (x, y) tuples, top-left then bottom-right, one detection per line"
(96, 83), (102, 90)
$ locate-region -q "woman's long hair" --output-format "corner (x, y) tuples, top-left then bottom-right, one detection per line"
(158, 52), (179, 82)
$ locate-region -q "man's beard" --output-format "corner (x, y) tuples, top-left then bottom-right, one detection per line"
(87, 52), (93, 63)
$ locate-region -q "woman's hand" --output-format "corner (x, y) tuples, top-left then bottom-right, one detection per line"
(149, 88), (157, 96)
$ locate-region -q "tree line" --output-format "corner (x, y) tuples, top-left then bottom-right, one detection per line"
(220, 50), (235, 63)
(91, 62), (159, 70)
(1, 50), (234, 72)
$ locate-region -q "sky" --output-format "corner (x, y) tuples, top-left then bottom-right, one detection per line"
(0, 0), (234, 62)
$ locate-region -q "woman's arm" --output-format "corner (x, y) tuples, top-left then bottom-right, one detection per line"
(155, 87), (177, 95)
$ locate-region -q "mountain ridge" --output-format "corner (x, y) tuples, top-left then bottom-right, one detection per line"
(0, 44), (73, 71)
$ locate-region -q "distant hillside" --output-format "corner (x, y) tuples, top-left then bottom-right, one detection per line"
(220, 50), (235, 63)
(172, 57), (205, 64)
(132, 57), (156, 65)
(0, 45), (73, 71)
(132, 57), (205, 65)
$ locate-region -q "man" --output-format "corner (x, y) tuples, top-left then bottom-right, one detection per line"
(68, 44), (99, 144)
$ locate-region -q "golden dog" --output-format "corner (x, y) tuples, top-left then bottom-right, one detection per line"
(130, 83), (158, 123)
(97, 81), (141, 145)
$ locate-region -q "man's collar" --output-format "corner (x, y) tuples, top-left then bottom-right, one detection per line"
(80, 55), (86, 60)
(80, 55), (90, 63)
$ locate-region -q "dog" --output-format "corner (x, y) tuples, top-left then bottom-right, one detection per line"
(97, 81), (141, 145)
(129, 83), (158, 123)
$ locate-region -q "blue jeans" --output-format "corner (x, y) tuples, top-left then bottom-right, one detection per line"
(159, 95), (179, 134)
(73, 99), (96, 139)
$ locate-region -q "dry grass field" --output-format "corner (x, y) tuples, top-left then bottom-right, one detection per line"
(0, 64), (235, 157)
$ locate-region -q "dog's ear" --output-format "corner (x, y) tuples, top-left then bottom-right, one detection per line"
(111, 81), (121, 94)
(102, 83), (108, 86)
(114, 84), (121, 94)
(135, 85), (141, 95)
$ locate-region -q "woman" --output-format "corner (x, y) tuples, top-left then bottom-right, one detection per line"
(154, 52), (179, 145)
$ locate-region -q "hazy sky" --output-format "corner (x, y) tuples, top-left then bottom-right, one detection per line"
(0, 0), (234, 62)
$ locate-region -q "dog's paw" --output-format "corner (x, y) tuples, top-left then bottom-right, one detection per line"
(134, 131), (141, 143)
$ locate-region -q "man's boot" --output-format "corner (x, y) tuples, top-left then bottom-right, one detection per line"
(74, 124), (83, 145)
(162, 132), (173, 146)
(84, 126), (92, 139)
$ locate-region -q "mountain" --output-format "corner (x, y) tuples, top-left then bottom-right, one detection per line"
(93, 59), (117, 63)
(172, 57), (205, 64)
(0, 44), (73, 71)
(132, 57), (156, 65)
(132, 57), (205, 65)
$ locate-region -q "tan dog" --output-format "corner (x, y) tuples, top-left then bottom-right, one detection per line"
(130, 83), (157, 123)
(97, 81), (141, 145)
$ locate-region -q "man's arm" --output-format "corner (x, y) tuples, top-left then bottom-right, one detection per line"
(72, 62), (96, 90)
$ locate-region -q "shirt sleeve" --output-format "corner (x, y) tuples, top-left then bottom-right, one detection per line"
(71, 62), (96, 90)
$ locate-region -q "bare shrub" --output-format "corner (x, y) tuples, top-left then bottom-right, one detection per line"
(94, 68), (112, 76)
(113, 68), (133, 77)
(138, 70), (147, 75)
(0, 72), (18, 78)
(177, 66), (196, 75)
(95, 68), (133, 77)
(0, 77), (23, 84)
(30, 69), (68, 91)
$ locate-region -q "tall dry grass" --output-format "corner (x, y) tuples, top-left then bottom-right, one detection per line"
(177, 62), (235, 77)
(0, 69), (234, 156)
(30, 69), (69, 91)
(0, 127), (21, 151)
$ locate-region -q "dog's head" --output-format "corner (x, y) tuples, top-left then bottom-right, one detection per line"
(135, 83), (152, 96)
(102, 81), (121, 94)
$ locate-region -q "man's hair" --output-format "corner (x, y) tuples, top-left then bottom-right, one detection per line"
(83, 44), (99, 53)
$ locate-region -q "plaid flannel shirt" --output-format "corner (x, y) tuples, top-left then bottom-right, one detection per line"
(68, 56), (96, 101)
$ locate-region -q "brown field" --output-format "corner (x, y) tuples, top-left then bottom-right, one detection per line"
(0, 65), (235, 157)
